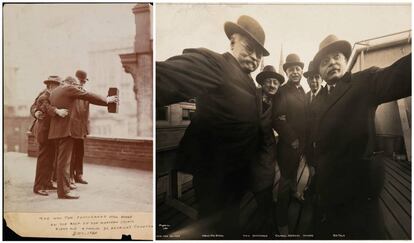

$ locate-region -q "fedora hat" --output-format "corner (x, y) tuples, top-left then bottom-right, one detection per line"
(256, 65), (285, 85)
(224, 15), (269, 56)
(303, 61), (317, 78)
(312, 34), (352, 68)
(75, 70), (88, 81)
(283, 53), (304, 72)
(43, 75), (62, 85)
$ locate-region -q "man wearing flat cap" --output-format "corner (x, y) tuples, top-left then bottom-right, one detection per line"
(272, 53), (308, 235)
(48, 76), (118, 199)
(157, 15), (270, 238)
(248, 65), (284, 233)
(30, 76), (69, 196)
(309, 34), (411, 239)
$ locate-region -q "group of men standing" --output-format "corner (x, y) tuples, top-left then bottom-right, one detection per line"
(31, 71), (118, 199)
(156, 14), (411, 239)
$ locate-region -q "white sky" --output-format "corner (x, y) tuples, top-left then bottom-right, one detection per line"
(4, 3), (136, 105)
(156, 3), (411, 91)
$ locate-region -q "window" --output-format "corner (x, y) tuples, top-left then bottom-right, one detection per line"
(182, 108), (195, 121)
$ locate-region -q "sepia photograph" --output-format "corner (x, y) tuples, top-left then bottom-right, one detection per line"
(3, 3), (153, 240)
(155, 3), (411, 240)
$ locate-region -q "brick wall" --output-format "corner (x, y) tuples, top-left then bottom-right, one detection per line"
(28, 133), (152, 171)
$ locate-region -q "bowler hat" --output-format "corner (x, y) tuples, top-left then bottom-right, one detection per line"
(303, 61), (317, 78)
(62, 76), (78, 85)
(312, 34), (352, 68)
(75, 70), (88, 81)
(256, 65), (285, 85)
(283, 53), (304, 72)
(43, 75), (62, 85)
(224, 15), (269, 56)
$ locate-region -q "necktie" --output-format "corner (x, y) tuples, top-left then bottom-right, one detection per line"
(328, 84), (335, 95)
(311, 93), (315, 103)
(298, 86), (305, 97)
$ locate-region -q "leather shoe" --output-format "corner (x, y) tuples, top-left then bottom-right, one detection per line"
(45, 184), (57, 190)
(58, 193), (79, 199)
(34, 190), (48, 196)
(75, 177), (88, 184)
(70, 183), (77, 190)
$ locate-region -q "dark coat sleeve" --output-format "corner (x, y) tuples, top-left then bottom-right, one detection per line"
(272, 90), (298, 145)
(64, 85), (108, 106)
(368, 53), (411, 105)
(156, 48), (224, 107)
(37, 93), (57, 117)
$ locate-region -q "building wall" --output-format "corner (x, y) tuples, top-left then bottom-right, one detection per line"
(4, 117), (33, 153)
(28, 133), (152, 171)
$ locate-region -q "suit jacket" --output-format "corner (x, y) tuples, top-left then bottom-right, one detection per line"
(48, 84), (107, 140)
(250, 91), (277, 192)
(272, 81), (308, 178)
(157, 48), (266, 175)
(30, 90), (57, 144)
(305, 87), (328, 166)
(309, 54), (411, 205)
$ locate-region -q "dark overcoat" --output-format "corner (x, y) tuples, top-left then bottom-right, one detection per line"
(30, 90), (56, 144)
(156, 48), (267, 175)
(309, 54), (411, 205)
(272, 81), (308, 179)
(48, 84), (107, 140)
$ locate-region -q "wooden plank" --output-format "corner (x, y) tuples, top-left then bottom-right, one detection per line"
(383, 181), (411, 216)
(385, 158), (411, 177)
(379, 198), (408, 240)
(384, 160), (411, 183)
(385, 170), (411, 202)
(384, 163), (411, 190)
(397, 98), (411, 161)
(380, 187), (411, 236)
(166, 199), (198, 220)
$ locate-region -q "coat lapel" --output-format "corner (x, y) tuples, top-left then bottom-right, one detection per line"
(319, 73), (352, 119)
(287, 81), (305, 102)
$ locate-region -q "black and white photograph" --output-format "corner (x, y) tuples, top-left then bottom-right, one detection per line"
(155, 3), (411, 240)
(4, 3), (153, 240)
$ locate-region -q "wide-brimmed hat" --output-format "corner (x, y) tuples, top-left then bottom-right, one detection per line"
(43, 75), (62, 85)
(283, 53), (304, 72)
(75, 70), (88, 81)
(224, 15), (269, 56)
(303, 61), (318, 78)
(312, 34), (352, 68)
(256, 65), (285, 85)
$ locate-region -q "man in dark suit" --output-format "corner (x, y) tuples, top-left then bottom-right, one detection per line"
(69, 70), (90, 186)
(157, 15), (270, 238)
(30, 76), (68, 196)
(48, 76), (118, 199)
(309, 34), (411, 239)
(303, 61), (327, 168)
(272, 53), (307, 235)
(249, 65), (284, 234)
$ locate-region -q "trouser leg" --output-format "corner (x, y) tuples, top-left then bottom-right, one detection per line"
(276, 176), (292, 228)
(73, 139), (84, 178)
(56, 137), (74, 197)
(33, 141), (52, 191)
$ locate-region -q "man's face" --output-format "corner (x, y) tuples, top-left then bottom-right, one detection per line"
(306, 73), (322, 93)
(285, 65), (303, 85)
(318, 51), (347, 84)
(262, 78), (281, 96)
(47, 83), (60, 91)
(231, 34), (262, 73)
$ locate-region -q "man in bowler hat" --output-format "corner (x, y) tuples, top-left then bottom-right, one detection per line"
(248, 65), (285, 234)
(272, 53), (308, 235)
(69, 70), (90, 186)
(48, 76), (118, 199)
(30, 76), (69, 196)
(309, 34), (411, 239)
(157, 15), (271, 238)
